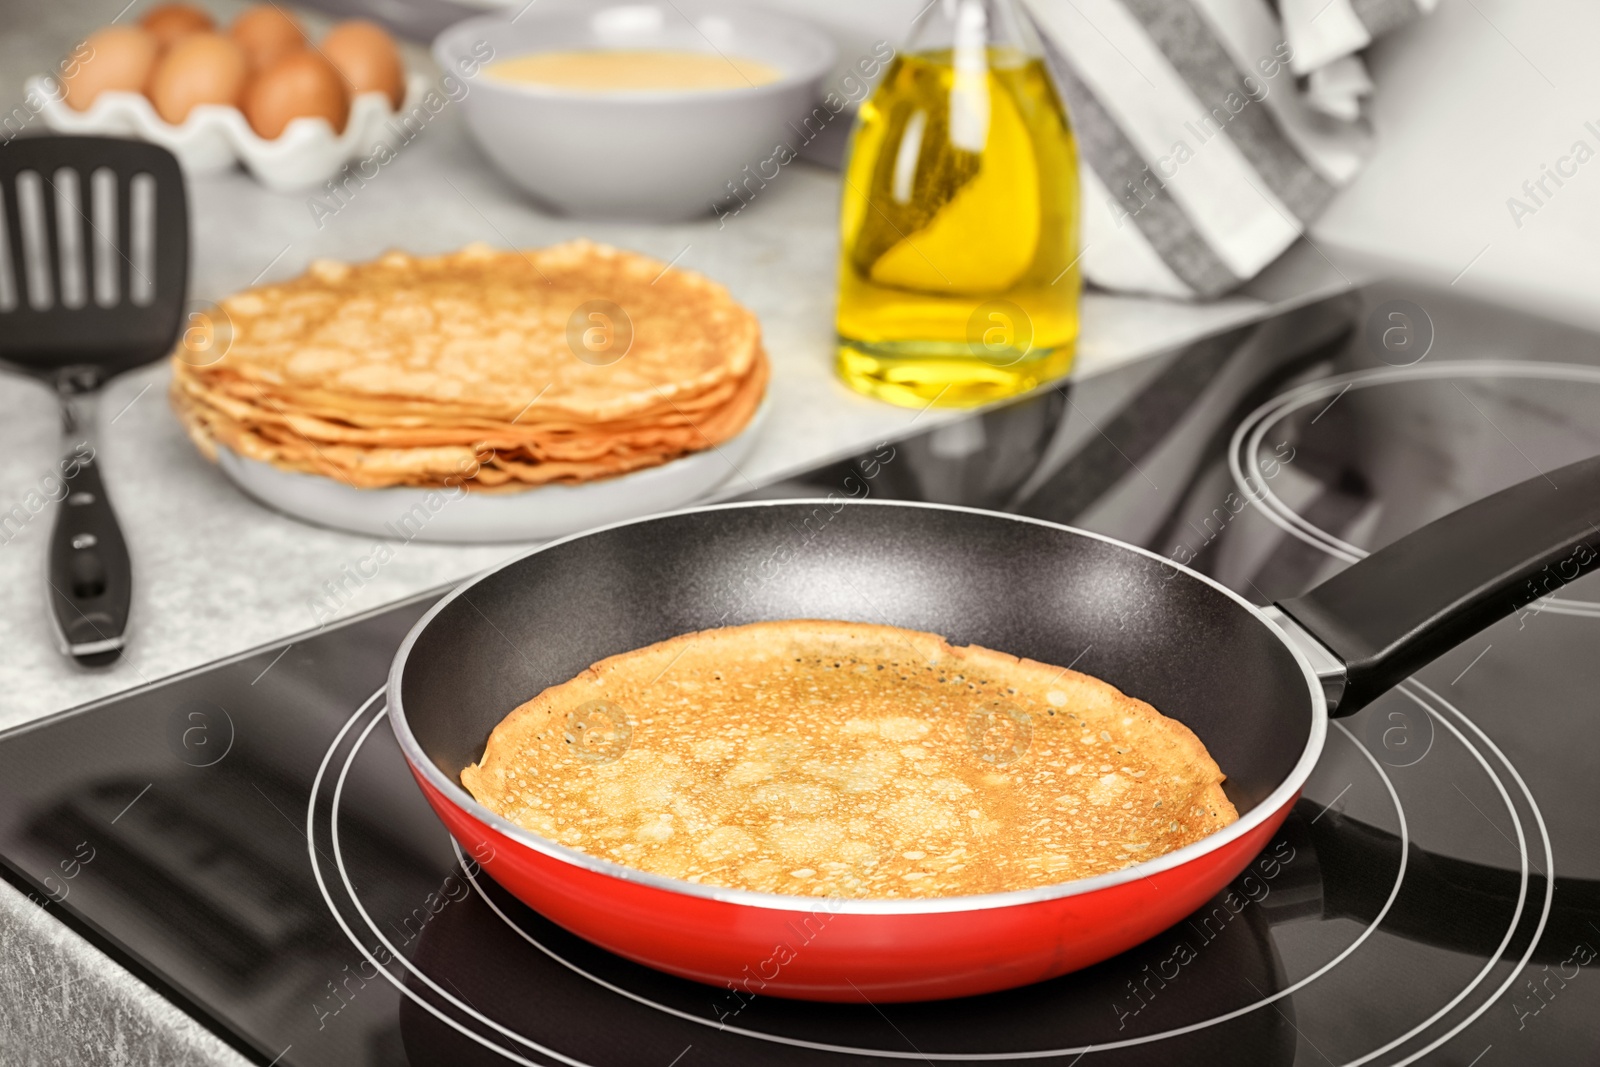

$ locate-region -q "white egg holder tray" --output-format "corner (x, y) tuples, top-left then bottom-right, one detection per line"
(25, 72), (431, 192)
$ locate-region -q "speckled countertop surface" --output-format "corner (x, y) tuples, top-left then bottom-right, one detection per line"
(0, 1), (1355, 1061)
(0, 94), (1350, 732)
(0, 881), (253, 1066)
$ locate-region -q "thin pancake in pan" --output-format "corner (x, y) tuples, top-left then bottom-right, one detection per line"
(462, 620), (1237, 900)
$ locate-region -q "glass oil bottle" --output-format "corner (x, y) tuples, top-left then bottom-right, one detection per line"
(835, 0), (1080, 408)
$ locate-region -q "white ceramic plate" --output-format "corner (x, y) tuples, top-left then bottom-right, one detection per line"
(215, 400), (768, 543)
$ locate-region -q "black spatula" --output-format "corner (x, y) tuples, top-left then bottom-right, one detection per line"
(0, 136), (188, 666)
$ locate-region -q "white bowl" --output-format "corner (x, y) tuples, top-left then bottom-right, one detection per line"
(27, 73), (431, 193)
(433, 2), (837, 220)
(214, 399), (769, 543)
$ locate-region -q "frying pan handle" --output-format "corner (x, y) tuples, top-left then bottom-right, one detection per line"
(47, 446), (131, 666)
(1274, 454), (1600, 716)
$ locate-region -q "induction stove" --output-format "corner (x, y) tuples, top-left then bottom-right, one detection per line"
(4, 286), (1600, 1066)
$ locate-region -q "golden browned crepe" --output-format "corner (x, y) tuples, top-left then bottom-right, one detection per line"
(170, 241), (767, 491)
(462, 620), (1237, 899)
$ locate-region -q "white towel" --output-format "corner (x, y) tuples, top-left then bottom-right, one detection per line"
(1023, 0), (1428, 298)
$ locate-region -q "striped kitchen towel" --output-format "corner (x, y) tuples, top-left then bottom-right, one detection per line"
(1022, 0), (1431, 299)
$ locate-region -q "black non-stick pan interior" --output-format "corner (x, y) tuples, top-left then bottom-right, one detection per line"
(399, 504), (1315, 819)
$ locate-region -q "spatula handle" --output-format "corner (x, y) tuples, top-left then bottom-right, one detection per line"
(47, 447), (131, 666)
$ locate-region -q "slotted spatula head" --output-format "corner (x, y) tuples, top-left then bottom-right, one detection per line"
(0, 135), (188, 385)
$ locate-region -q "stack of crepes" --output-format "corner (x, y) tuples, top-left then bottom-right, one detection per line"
(170, 240), (769, 491)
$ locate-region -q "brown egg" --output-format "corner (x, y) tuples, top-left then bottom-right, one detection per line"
(146, 31), (247, 124)
(139, 3), (215, 50)
(229, 4), (306, 72)
(242, 51), (349, 138)
(62, 26), (159, 111)
(321, 20), (405, 109)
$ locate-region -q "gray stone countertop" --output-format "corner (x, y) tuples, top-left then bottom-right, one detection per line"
(0, 0), (1358, 734)
(0, 53), (1352, 730)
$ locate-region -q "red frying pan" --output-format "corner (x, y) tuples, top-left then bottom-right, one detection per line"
(387, 456), (1600, 1002)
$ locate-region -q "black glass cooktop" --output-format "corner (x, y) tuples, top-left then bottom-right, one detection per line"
(4, 287), (1600, 1066)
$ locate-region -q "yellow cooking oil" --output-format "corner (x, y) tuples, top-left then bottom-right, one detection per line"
(835, 45), (1080, 408)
